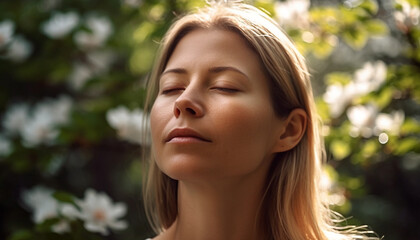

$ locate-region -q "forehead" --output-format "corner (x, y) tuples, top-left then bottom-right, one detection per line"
(164, 28), (263, 75)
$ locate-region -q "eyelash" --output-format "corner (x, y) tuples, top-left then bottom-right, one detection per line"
(161, 88), (184, 95)
(212, 87), (239, 93)
(160, 87), (239, 95)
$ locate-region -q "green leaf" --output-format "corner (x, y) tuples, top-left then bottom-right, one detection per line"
(255, 0), (276, 16)
(325, 72), (352, 85)
(346, 177), (363, 190)
(342, 27), (368, 49)
(315, 98), (330, 122)
(401, 118), (420, 135)
(312, 38), (336, 59)
(133, 22), (156, 43)
(330, 139), (351, 160)
(365, 19), (389, 35)
(361, 139), (379, 158)
(394, 137), (420, 155)
(374, 87), (393, 109)
(324, 164), (339, 181)
(310, 8), (340, 34)
(359, 0), (379, 15)
(35, 218), (60, 233)
(332, 199), (352, 214)
(129, 42), (158, 75)
(53, 191), (75, 204)
(7, 230), (33, 240)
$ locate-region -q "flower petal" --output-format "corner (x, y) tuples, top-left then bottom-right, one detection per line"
(108, 220), (128, 230)
(84, 222), (108, 235)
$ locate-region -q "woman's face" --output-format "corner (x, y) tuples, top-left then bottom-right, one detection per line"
(150, 29), (284, 182)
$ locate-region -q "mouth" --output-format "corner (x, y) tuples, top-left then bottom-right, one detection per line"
(166, 128), (212, 143)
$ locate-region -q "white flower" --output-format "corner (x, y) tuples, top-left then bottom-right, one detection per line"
(68, 62), (94, 89)
(87, 50), (115, 74)
(323, 82), (361, 118)
(22, 186), (58, 223)
(51, 219), (71, 234)
(353, 61), (387, 94)
(0, 20), (14, 48)
(6, 35), (33, 62)
(323, 84), (354, 118)
(2, 103), (30, 136)
(21, 113), (59, 147)
(3, 96), (72, 147)
(394, 0), (420, 29)
(21, 95), (73, 147)
(34, 95), (73, 126)
(106, 106), (150, 145)
(42, 12), (79, 39)
(275, 0), (310, 28)
(21, 186), (71, 233)
(53, 95), (73, 125)
(347, 104), (378, 138)
(323, 61), (387, 118)
(68, 50), (114, 90)
(375, 110), (405, 135)
(74, 15), (113, 49)
(62, 189), (127, 235)
(0, 134), (12, 157)
(122, 0), (142, 8)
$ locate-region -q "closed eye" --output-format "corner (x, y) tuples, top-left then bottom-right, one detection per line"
(211, 87), (239, 93)
(161, 88), (185, 95)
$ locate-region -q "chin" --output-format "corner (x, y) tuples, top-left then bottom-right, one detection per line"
(157, 156), (220, 182)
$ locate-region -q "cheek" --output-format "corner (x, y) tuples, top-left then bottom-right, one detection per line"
(210, 106), (276, 176)
(213, 99), (277, 155)
(150, 100), (169, 145)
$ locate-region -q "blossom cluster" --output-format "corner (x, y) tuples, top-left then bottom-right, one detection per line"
(40, 11), (113, 46)
(22, 186), (128, 235)
(394, 0), (420, 32)
(0, 19), (33, 62)
(106, 106), (150, 145)
(38, 11), (115, 90)
(323, 61), (404, 143)
(323, 61), (387, 118)
(275, 0), (310, 29)
(1, 95), (72, 153)
(347, 105), (404, 142)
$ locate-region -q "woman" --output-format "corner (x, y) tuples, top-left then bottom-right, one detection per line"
(142, 1), (378, 240)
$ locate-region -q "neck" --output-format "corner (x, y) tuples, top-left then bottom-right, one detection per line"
(161, 173), (269, 240)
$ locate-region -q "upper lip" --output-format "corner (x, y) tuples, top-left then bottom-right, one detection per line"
(166, 128), (212, 142)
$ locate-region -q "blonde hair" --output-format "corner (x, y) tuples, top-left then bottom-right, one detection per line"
(143, 2), (378, 240)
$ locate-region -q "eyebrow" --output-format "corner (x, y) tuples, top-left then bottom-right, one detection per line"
(161, 68), (187, 76)
(208, 66), (250, 81)
(161, 66), (250, 81)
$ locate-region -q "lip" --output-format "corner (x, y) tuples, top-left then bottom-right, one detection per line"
(166, 128), (212, 143)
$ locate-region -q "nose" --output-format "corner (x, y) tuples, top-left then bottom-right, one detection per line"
(173, 89), (204, 118)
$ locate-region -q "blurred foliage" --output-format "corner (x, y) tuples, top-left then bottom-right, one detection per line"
(0, 0), (419, 240)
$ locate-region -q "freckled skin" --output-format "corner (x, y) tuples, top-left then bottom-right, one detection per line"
(150, 29), (284, 183)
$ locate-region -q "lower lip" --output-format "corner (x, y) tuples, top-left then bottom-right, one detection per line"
(167, 137), (209, 143)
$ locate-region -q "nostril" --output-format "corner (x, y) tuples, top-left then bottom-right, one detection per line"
(174, 107), (181, 117)
(186, 107), (196, 115)
(173, 99), (202, 118)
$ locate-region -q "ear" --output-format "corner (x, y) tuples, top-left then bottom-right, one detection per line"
(272, 108), (307, 153)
